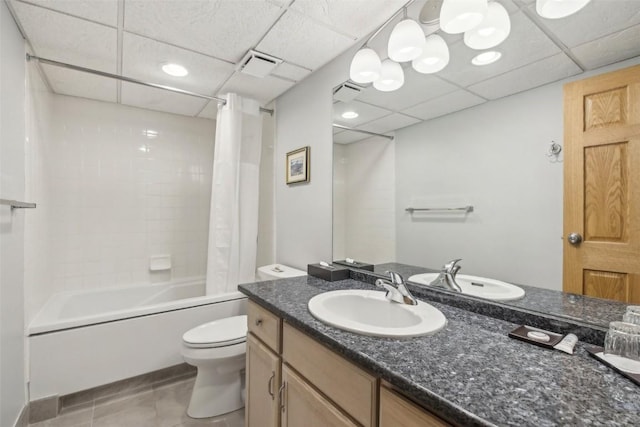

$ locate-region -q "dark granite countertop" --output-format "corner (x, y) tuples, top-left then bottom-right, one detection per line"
(239, 275), (640, 427)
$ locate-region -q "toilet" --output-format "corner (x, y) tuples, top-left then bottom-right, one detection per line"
(181, 264), (306, 418)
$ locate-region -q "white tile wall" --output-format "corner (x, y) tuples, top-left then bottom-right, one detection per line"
(332, 137), (396, 264)
(27, 93), (215, 313)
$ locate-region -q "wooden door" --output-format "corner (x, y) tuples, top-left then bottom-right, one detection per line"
(246, 333), (280, 427)
(281, 365), (357, 427)
(564, 64), (640, 303)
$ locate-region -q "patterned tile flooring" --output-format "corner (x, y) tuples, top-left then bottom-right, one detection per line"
(29, 377), (244, 427)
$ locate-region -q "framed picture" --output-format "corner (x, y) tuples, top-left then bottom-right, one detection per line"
(286, 146), (310, 184)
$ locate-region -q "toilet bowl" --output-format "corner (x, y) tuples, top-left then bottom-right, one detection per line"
(181, 315), (248, 418)
(181, 264), (306, 418)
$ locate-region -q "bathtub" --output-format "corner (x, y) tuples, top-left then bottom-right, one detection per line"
(28, 277), (248, 400)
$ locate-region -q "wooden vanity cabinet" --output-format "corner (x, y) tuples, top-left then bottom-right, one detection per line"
(246, 300), (451, 427)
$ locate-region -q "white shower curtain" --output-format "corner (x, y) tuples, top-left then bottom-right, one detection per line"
(206, 93), (262, 294)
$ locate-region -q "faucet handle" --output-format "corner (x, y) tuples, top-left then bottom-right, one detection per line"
(443, 259), (462, 273)
(385, 270), (404, 285)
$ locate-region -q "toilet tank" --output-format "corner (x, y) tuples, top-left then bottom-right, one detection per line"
(257, 264), (307, 281)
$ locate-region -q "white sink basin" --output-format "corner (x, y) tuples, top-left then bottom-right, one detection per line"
(408, 273), (525, 301)
(307, 290), (446, 338)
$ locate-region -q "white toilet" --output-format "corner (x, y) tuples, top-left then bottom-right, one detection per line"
(181, 264), (306, 418)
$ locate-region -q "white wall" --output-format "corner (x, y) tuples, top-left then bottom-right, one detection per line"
(0, 2), (27, 425)
(395, 56), (640, 290)
(274, 47), (356, 269)
(27, 95), (216, 318)
(333, 137), (396, 264)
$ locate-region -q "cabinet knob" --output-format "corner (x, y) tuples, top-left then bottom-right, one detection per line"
(255, 319), (263, 326)
(278, 383), (286, 413)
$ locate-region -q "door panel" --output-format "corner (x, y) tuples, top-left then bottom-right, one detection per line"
(246, 333), (280, 427)
(564, 64), (640, 304)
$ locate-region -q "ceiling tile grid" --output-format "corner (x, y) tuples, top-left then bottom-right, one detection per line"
(124, 0), (285, 63)
(570, 23), (640, 70)
(16, 0), (118, 26)
(358, 113), (422, 135)
(122, 33), (235, 95)
(120, 82), (209, 117)
(467, 53), (582, 100)
(401, 90), (486, 121)
(256, 9), (355, 70)
(333, 100), (393, 127)
(42, 65), (117, 103)
(12, 1), (117, 72)
(218, 72), (294, 105)
(333, 130), (371, 145)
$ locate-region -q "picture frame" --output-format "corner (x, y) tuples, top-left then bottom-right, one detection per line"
(286, 146), (310, 185)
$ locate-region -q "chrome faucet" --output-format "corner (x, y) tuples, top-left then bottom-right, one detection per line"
(375, 271), (418, 305)
(428, 259), (463, 292)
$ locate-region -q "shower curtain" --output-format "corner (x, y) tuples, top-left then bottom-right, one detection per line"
(206, 93), (262, 294)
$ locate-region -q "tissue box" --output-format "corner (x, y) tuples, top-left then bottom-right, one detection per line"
(332, 259), (374, 271)
(307, 263), (350, 281)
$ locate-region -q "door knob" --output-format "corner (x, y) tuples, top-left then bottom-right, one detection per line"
(567, 232), (583, 245)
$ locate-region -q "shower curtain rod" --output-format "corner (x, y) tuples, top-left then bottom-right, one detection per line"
(332, 123), (394, 140)
(26, 54), (274, 115)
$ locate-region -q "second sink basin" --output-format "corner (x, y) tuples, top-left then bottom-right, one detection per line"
(408, 273), (525, 301)
(308, 289), (446, 338)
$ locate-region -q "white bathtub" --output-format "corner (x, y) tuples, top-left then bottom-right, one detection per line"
(28, 277), (248, 400)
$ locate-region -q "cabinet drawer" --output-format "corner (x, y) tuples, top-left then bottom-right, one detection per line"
(380, 385), (451, 427)
(282, 322), (377, 427)
(248, 300), (281, 352)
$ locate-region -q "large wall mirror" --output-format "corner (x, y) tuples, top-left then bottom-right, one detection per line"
(332, 0), (640, 328)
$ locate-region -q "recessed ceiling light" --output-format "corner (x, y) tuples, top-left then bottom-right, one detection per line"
(341, 111), (359, 119)
(471, 51), (502, 66)
(162, 63), (188, 77)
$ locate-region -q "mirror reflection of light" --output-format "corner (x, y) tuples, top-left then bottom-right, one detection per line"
(139, 145), (150, 153)
(341, 111), (359, 119)
(142, 129), (158, 138)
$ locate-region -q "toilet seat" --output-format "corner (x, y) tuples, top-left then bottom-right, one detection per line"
(183, 315), (247, 349)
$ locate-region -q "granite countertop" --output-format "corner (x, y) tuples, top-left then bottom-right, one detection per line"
(239, 275), (640, 427)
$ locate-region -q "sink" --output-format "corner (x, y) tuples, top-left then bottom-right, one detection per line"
(408, 273), (525, 301)
(307, 290), (446, 338)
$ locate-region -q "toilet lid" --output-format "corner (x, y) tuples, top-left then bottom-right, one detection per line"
(183, 315), (248, 348)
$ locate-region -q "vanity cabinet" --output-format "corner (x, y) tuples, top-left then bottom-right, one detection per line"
(246, 300), (449, 427)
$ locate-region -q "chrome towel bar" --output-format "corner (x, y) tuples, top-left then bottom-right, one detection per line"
(406, 206), (473, 213)
(0, 199), (37, 209)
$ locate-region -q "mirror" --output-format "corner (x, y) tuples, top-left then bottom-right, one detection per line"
(332, 0), (640, 328)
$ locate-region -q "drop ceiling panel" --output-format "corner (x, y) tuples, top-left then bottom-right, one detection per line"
(437, 12), (561, 87)
(571, 24), (640, 70)
(272, 62), (312, 82)
(121, 82), (208, 117)
(15, 0), (118, 26)
(358, 113), (421, 134)
(333, 130), (368, 144)
(124, 0), (285, 63)
(41, 64), (117, 102)
(290, 0), (406, 39)
(12, 1), (117, 72)
(467, 53), (581, 100)
(532, 0), (640, 48)
(198, 101), (219, 120)
(402, 90), (486, 121)
(218, 73), (294, 105)
(256, 9), (355, 70)
(122, 33), (235, 95)
(356, 70), (459, 112)
(333, 100), (393, 127)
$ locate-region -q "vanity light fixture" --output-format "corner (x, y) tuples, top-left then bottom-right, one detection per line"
(439, 0), (488, 34)
(471, 50), (502, 65)
(161, 63), (188, 77)
(388, 18), (426, 62)
(349, 48), (382, 83)
(536, 0), (592, 19)
(412, 34), (450, 74)
(373, 59), (404, 92)
(464, 2), (511, 50)
(341, 111), (359, 119)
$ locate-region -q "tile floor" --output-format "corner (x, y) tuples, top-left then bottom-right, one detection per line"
(29, 377), (245, 427)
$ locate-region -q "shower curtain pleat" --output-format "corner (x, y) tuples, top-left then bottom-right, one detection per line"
(206, 93), (262, 294)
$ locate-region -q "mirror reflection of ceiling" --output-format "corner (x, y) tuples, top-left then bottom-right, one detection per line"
(7, 0), (408, 118)
(333, 0), (640, 144)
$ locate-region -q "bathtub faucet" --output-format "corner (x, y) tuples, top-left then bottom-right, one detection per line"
(428, 259), (463, 292)
(375, 271), (418, 305)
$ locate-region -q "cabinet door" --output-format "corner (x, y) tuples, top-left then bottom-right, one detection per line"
(246, 333), (280, 427)
(379, 385), (450, 427)
(281, 365), (357, 427)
